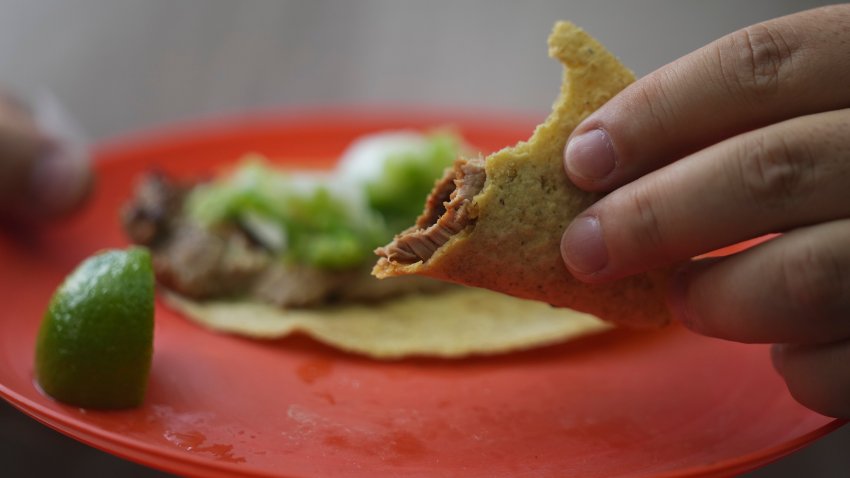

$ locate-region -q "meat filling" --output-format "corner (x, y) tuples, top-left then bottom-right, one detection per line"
(377, 156), (486, 264)
(122, 173), (448, 307)
(122, 171), (188, 247)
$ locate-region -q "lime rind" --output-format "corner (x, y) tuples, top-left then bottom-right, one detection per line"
(35, 247), (154, 409)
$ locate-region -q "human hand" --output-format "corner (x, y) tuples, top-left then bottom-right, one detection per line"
(0, 91), (91, 222)
(560, 5), (850, 418)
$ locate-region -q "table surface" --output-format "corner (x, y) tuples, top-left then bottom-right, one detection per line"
(0, 1), (847, 476)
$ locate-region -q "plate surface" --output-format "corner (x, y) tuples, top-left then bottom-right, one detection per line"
(0, 109), (842, 478)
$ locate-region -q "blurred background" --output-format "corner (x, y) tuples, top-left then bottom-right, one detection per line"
(1, 0), (847, 476)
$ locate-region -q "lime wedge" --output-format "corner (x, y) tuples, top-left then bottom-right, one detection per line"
(35, 247), (154, 409)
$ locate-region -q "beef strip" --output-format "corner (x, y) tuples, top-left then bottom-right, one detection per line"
(153, 222), (271, 299)
(122, 171), (186, 246)
(376, 156), (486, 264)
(122, 172), (449, 307)
(252, 263), (345, 308)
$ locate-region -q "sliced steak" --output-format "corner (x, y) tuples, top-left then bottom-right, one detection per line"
(122, 172), (186, 246)
(153, 222), (270, 299)
(252, 263), (345, 308)
(376, 156), (486, 263)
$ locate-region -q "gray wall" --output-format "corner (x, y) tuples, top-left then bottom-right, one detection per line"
(0, 0), (834, 139)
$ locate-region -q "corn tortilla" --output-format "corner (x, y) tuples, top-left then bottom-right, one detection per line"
(374, 22), (670, 328)
(163, 288), (610, 359)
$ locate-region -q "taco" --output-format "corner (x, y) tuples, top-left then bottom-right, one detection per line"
(123, 130), (610, 359)
(374, 22), (670, 328)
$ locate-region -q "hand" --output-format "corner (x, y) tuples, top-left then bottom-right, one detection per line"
(560, 5), (850, 418)
(0, 92), (91, 222)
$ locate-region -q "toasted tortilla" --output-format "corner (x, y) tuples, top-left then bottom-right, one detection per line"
(163, 288), (610, 359)
(374, 22), (670, 328)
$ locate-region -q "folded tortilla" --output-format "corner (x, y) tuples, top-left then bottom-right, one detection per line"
(374, 22), (670, 328)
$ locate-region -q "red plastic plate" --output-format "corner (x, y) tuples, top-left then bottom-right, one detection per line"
(0, 108), (842, 477)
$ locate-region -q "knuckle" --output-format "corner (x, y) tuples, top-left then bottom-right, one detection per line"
(624, 188), (667, 254)
(717, 23), (797, 101)
(780, 243), (847, 314)
(634, 73), (677, 136)
(734, 132), (817, 210)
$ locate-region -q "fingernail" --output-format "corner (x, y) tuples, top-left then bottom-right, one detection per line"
(564, 129), (616, 181)
(667, 265), (697, 329)
(561, 215), (608, 275)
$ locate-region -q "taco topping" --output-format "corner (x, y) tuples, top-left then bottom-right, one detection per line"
(377, 156), (486, 263)
(122, 132), (462, 308)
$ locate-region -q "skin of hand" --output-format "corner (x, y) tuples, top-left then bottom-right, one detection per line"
(561, 5), (850, 418)
(0, 93), (92, 222)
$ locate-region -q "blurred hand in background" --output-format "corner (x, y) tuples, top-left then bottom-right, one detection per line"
(0, 92), (92, 222)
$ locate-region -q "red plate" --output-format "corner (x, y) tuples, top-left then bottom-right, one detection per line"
(0, 108), (842, 477)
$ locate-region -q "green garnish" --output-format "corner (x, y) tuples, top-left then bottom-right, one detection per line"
(364, 132), (459, 231)
(185, 132), (462, 270)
